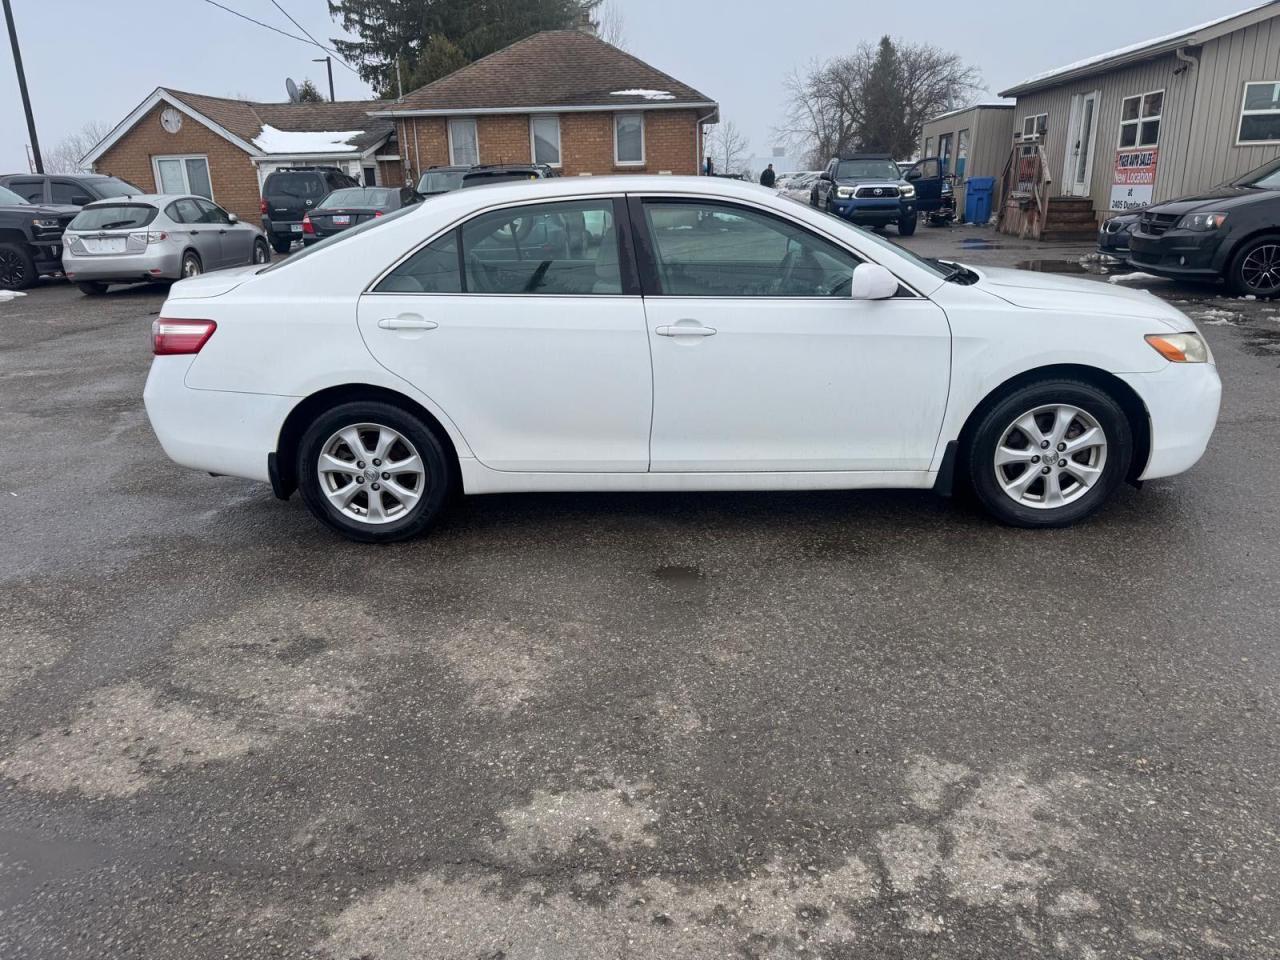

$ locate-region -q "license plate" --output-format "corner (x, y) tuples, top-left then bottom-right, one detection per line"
(333, 215), (350, 225)
(84, 237), (127, 254)
(290, 223), (303, 233)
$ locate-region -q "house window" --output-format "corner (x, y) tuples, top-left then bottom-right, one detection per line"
(530, 115), (561, 166)
(956, 128), (970, 179)
(1022, 114), (1047, 138)
(153, 155), (213, 199)
(1118, 91), (1162, 148)
(614, 113), (644, 166)
(449, 118), (479, 166)
(938, 133), (953, 174)
(924, 136), (934, 158)
(1238, 81), (1280, 144)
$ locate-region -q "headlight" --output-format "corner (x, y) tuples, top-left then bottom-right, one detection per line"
(835, 187), (854, 199)
(31, 218), (61, 229)
(1177, 212), (1228, 231)
(1146, 332), (1212, 363)
(900, 184), (916, 199)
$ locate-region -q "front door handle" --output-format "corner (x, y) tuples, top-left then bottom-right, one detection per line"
(378, 317), (438, 330)
(656, 323), (716, 338)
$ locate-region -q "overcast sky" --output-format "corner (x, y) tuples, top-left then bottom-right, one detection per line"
(0, 0), (1259, 174)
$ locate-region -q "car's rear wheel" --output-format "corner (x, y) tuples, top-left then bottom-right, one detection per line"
(76, 281), (108, 296)
(1227, 234), (1280, 298)
(967, 380), (1132, 528)
(898, 213), (918, 236)
(0, 242), (36, 291)
(180, 251), (202, 279)
(297, 401), (452, 543)
(251, 239), (270, 265)
(271, 236), (292, 255)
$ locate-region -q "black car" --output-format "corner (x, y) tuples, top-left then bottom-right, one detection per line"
(1097, 212), (1140, 263)
(260, 166), (360, 254)
(1128, 157), (1280, 297)
(0, 172), (144, 209)
(0, 183), (78, 290)
(302, 186), (422, 245)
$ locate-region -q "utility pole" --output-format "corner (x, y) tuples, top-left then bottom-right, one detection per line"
(312, 56), (334, 102)
(3, 0), (42, 173)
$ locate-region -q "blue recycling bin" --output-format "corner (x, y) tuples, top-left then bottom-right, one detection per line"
(965, 177), (996, 224)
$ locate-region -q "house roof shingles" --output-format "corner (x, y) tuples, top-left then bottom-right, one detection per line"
(376, 30), (716, 114)
(163, 89), (394, 152)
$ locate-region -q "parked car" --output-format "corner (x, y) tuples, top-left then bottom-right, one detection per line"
(143, 176), (1219, 543)
(303, 186), (423, 245)
(1127, 157), (1280, 297)
(1098, 212), (1140, 263)
(902, 158), (956, 226)
(416, 166), (471, 197)
(778, 172), (818, 202)
(63, 194), (269, 294)
(0, 172), (145, 209)
(416, 164), (555, 198)
(0, 183), (78, 290)
(811, 155), (923, 235)
(260, 166), (359, 254)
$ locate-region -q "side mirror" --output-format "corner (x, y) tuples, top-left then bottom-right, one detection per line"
(227, 212), (239, 223)
(820, 171), (833, 182)
(850, 262), (899, 301)
(906, 170), (922, 182)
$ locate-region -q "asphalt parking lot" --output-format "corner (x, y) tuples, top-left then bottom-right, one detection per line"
(2, 231), (1279, 960)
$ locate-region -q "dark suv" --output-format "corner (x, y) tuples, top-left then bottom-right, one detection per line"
(0, 172), (143, 210)
(0, 183), (78, 290)
(1128, 157), (1280, 297)
(260, 166), (359, 254)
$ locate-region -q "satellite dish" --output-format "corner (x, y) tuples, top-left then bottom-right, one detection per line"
(286, 78), (300, 103)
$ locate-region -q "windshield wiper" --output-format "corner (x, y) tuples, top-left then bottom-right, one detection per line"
(936, 260), (979, 285)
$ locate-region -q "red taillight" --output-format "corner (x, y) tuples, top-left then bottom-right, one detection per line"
(153, 318), (216, 355)
(302, 214), (314, 234)
(374, 210), (383, 217)
(260, 198), (267, 215)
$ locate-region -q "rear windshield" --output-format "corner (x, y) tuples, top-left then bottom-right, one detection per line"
(321, 187), (393, 208)
(835, 160), (902, 181)
(258, 203), (417, 274)
(265, 173), (328, 199)
(91, 177), (144, 198)
(418, 170), (465, 194)
(0, 185), (29, 205)
(69, 204), (158, 231)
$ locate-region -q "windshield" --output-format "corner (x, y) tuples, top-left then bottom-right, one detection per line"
(92, 177), (144, 198)
(69, 204), (158, 231)
(321, 187), (394, 208)
(259, 203), (417, 273)
(0, 185), (30, 205)
(417, 170), (465, 194)
(816, 207), (947, 279)
(1235, 157), (1280, 190)
(835, 159), (902, 181)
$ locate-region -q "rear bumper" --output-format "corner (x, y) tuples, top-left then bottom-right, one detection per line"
(1118, 362), (1222, 480)
(63, 248), (183, 282)
(143, 356), (297, 483)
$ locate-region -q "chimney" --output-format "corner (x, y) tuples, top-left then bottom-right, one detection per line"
(576, 12), (597, 36)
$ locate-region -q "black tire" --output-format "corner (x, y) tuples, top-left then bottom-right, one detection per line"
(251, 239), (270, 265)
(180, 250), (202, 279)
(297, 401), (452, 543)
(966, 379), (1132, 529)
(0, 241), (36, 291)
(271, 236), (293, 255)
(76, 281), (108, 296)
(898, 213), (918, 237)
(1226, 233), (1280, 298)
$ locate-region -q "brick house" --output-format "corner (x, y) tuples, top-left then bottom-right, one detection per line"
(81, 88), (401, 224)
(375, 29), (719, 184)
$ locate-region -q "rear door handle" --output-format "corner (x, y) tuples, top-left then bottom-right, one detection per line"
(656, 323), (716, 337)
(378, 317), (438, 330)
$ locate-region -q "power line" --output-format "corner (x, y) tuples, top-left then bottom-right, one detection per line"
(198, 0), (356, 73)
(268, 0), (357, 73)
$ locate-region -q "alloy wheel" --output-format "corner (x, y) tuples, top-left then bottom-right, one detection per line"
(317, 423), (426, 525)
(993, 404), (1108, 510)
(0, 249), (27, 288)
(1240, 243), (1280, 293)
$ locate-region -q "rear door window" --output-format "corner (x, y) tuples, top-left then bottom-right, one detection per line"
(8, 178), (45, 203)
(169, 198), (204, 224)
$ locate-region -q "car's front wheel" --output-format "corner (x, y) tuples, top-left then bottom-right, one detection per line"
(251, 239), (270, 265)
(967, 380), (1132, 528)
(1227, 234), (1280, 298)
(296, 401), (452, 543)
(898, 213), (918, 236)
(0, 241), (36, 291)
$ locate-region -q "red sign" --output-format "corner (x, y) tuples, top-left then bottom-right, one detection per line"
(1110, 148), (1159, 211)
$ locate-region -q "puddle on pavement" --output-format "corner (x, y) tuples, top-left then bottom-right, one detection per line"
(960, 239), (1000, 249)
(653, 565), (704, 587)
(1015, 259), (1098, 274)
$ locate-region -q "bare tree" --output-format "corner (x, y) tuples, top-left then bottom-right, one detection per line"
(45, 121), (113, 174)
(707, 120), (749, 178)
(593, 0), (625, 49)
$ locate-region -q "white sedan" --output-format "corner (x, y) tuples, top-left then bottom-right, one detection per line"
(144, 176), (1220, 543)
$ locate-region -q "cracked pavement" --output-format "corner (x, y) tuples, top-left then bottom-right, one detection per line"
(1, 233), (1278, 958)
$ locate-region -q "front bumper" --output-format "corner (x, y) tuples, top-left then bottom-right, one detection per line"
(1118, 361), (1221, 480)
(144, 356), (297, 483)
(829, 198), (915, 223)
(63, 247), (184, 282)
(1128, 229), (1223, 279)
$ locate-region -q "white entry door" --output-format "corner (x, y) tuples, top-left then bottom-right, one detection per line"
(1069, 92), (1100, 196)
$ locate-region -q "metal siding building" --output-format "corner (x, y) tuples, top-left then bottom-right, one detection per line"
(919, 105), (1015, 218)
(1000, 1), (1280, 227)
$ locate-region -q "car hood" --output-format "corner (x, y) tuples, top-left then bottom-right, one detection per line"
(6, 203), (79, 219)
(972, 266), (1190, 328)
(1144, 185), (1274, 216)
(835, 178), (905, 189)
(166, 264), (261, 300)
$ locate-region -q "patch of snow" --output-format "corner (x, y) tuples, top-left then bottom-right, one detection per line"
(610, 88), (675, 101)
(252, 124), (363, 155)
(0, 290), (27, 302)
(1108, 271), (1160, 284)
(1194, 309), (1238, 325)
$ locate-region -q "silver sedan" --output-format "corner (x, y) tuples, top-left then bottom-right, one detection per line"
(62, 194), (270, 295)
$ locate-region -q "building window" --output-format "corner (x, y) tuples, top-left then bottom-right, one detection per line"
(1238, 81), (1280, 144)
(1022, 114), (1047, 137)
(938, 133), (953, 174)
(1118, 91), (1162, 148)
(448, 118), (479, 166)
(614, 113), (644, 166)
(956, 128), (970, 179)
(153, 155), (213, 199)
(924, 136), (934, 158)
(530, 115), (561, 166)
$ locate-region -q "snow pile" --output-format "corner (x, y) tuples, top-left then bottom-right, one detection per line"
(1194, 309), (1238, 325)
(0, 290), (27, 302)
(1108, 271), (1160, 284)
(610, 88), (675, 101)
(252, 124), (363, 155)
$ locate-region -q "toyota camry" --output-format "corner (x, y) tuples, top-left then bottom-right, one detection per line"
(144, 176), (1221, 542)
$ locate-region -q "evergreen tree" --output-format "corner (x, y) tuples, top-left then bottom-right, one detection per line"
(859, 36), (905, 155)
(296, 79), (327, 103)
